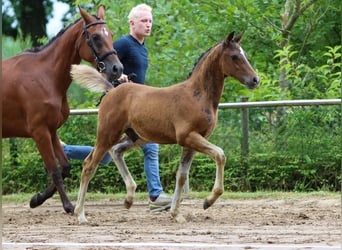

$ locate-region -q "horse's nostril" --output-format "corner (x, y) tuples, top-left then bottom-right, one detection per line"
(253, 76), (260, 85)
(112, 65), (118, 74)
(112, 64), (123, 77)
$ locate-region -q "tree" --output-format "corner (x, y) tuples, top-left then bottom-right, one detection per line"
(279, 0), (315, 90)
(5, 0), (50, 46)
(2, 0), (75, 47)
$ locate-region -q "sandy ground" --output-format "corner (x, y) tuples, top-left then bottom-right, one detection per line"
(2, 194), (341, 250)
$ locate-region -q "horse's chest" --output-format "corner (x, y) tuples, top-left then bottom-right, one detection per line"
(198, 108), (217, 134)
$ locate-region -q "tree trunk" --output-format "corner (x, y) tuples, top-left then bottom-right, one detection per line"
(11, 0), (48, 47)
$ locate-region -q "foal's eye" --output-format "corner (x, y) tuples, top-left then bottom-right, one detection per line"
(231, 55), (239, 61)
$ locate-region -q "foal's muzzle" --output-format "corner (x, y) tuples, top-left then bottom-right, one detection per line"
(246, 76), (260, 89)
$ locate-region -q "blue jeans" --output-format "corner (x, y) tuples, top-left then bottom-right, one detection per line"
(63, 145), (112, 165)
(141, 143), (163, 198)
(63, 143), (163, 198)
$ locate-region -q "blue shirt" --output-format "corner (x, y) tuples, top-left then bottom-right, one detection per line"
(113, 35), (148, 84)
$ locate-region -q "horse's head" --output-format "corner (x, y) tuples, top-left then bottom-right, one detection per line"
(78, 6), (123, 82)
(221, 32), (260, 89)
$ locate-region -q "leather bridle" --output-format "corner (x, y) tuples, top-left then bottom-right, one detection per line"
(83, 20), (117, 73)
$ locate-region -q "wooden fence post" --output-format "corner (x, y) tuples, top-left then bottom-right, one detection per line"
(240, 96), (249, 158)
(240, 96), (250, 190)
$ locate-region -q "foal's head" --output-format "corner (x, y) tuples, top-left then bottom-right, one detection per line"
(77, 6), (123, 82)
(221, 32), (260, 89)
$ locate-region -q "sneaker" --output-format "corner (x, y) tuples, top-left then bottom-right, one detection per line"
(149, 192), (172, 212)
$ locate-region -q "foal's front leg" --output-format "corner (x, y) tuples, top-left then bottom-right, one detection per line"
(109, 136), (144, 209)
(183, 132), (226, 211)
(75, 147), (105, 224)
(171, 147), (195, 223)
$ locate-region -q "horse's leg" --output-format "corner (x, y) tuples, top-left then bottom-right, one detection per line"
(30, 183), (57, 208)
(75, 144), (109, 224)
(171, 147), (196, 223)
(30, 134), (72, 209)
(182, 132), (226, 209)
(30, 131), (74, 214)
(53, 135), (72, 179)
(108, 136), (145, 209)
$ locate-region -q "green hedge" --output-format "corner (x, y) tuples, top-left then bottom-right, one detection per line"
(2, 106), (341, 195)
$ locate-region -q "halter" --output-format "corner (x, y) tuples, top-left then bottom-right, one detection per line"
(83, 20), (117, 73)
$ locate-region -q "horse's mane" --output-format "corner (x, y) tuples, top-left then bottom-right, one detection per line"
(187, 42), (220, 79)
(25, 18), (81, 53)
(25, 14), (100, 53)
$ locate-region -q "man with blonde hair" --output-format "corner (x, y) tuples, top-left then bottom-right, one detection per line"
(113, 3), (172, 212)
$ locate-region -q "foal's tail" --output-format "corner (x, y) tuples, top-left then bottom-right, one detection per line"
(70, 64), (113, 93)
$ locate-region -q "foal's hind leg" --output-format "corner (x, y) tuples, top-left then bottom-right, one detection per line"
(109, 136), (145, 209)
(171, 147), (196, 223)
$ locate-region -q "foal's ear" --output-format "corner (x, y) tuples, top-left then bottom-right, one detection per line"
(234, 33), (244, 43)
(225, 31), (235, 46)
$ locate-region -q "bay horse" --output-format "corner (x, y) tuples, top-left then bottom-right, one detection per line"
(1, 6), (123, 214)
(71, 31), (260, 223)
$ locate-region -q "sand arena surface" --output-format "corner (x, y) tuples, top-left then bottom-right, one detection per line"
(2, 194), (341, 249)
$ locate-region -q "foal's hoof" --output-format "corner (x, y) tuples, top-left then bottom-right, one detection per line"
(203, 199), (210, 210)
(30, 193), (45, 208)
(124, 199), (133, 209)
(174, 214), (187, 223)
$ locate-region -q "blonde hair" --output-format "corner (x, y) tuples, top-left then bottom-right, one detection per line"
(128, 3), (152, 22)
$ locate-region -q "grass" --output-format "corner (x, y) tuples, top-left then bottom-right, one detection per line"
(2, 190), (340, 204)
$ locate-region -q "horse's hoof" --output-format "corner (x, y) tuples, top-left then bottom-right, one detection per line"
(78, 218), (89, 225)
(203, 199), (210, 210)
(77, 214), (89, 224)
(29, 193), (44, 208)
(124, 199), (133, 209)
(64, 204), (75, 215)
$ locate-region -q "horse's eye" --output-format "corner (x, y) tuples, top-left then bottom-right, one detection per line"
(231, 55), (238, 61)
(92, 34), (101, 42)
(91, 34), (103, 48)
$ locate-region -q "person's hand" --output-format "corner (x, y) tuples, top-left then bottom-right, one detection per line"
(118, 74), (129, 83)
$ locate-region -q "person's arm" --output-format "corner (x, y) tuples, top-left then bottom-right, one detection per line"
(114, 37), (129, 82)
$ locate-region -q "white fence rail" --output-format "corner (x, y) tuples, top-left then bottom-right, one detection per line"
(70, 99), (341, 115)
(69, 99), (341, 193)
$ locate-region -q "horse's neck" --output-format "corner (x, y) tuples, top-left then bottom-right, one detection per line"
(190, 52), (225, 108)
(39, 21), (83, 91)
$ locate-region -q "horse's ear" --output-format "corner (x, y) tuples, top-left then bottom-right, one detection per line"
(224, 31), (235, 47)
(78, 5), (92, 24)
(234, 33), (244, 43)
(97, 5), (106, 20)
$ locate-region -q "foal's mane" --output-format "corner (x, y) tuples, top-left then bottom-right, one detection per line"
(187, 42), (220, 79)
